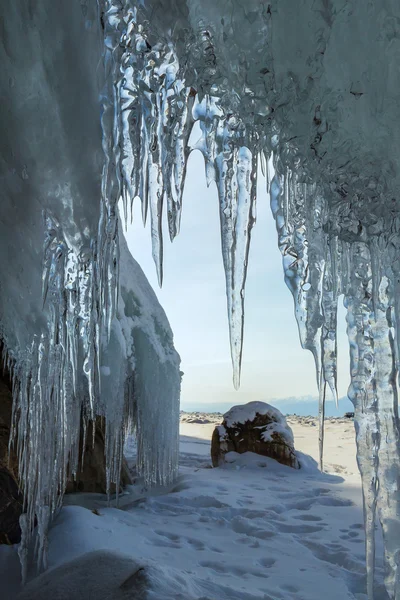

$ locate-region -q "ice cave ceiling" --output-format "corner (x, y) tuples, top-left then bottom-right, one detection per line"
(1, 1), (400, 598)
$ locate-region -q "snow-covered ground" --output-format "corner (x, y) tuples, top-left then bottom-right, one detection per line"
(1, 413), (387, 599)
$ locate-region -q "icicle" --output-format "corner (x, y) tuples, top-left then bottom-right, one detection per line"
(346, 289), (379, 600)
(148, 111), (164, 287)
(170, 88), (196, 239)
(318, 381), (326, 472)
(268, 148), (400, 596)
(194, 95), (221, 186)
(98, 3), (267, 394)
(10, 214), (108, 572)
(372, 276), (400, 598)
(215, 132), (256, 389)
(344, 241), (381, 599)
(269, 157), (342, 470)
(18, 514), (29, 585)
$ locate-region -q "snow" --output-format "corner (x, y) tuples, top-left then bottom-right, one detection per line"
(1, 415), (387, 600)
(224, 401), (285, 427)
(261, 423), (293, 445)
(222, 401), (295, 446)
(224, 401), (289, 427)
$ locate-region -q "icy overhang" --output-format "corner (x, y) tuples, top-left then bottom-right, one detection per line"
(1, 1), (400, 597)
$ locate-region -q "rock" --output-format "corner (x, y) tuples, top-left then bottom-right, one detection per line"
(0, 377), (18, 480)
(0, 468), (23, 544)
(0, 361), (22, 544)
(15, 550), (149, 600)
(211, 401), (300, 469)
(65, 419), (131, 495)
(15, 549), (195, 600)
(0, 344), (130, 545)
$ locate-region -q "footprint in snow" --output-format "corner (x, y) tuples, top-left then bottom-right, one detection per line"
(149, 538), (181, 549)
(231, 516), (276, 540)
(339, 529), (360, 541)
(317, 496), (354, 507)
(267, 486), (288, 493)
(186, 537), (205, 550)
(210, 546), (224, 553)
(349, 523), (364, 530)
(237, 498), (254, 506)
(276, 522), (324, 534)
(280, 583), (300, 593)
(150, 529), (183, 548)
(199, 560), (270, 579)
(293, 514), (323, 522)
(257, 557), (276, 568)
(279, 487), (330, 500)
(300, 539), (365, 573)
(154, 529), (180, 541)
(283, 494), (354, 512)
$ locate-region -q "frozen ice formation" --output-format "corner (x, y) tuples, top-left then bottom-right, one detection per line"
(0, 0), (180, 580)
(1, 1), (400, 598)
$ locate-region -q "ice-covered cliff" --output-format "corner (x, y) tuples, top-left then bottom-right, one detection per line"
(1, 1), (400, 598)
(0, 0), (180, 579)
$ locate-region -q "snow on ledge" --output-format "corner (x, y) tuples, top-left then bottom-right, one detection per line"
(223, 401), (294, 446)
(224, 401), (285, 428)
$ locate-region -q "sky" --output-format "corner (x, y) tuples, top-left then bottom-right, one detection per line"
(124, 149), (352, 416)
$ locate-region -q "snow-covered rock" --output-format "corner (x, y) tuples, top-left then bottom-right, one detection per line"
(15, 550), (184, 600)
(211, 401), (300, 469)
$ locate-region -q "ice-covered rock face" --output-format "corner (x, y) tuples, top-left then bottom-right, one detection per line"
(1, 1), (400, 598)
(0, 0), (180, 579)
(0, 1), (103, 352)
(0, 3), (106, 572)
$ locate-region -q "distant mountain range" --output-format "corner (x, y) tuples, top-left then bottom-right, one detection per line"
(181, 395), (354, 417)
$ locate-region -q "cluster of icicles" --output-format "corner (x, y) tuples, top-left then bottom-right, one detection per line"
(7, 2), (399, 599)
(8, 211), (134, 581)
(103, 4), (400, 598)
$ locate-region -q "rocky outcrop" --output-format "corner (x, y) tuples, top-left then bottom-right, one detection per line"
(211, 401), (300, 469)
(0, 468), (23, 545)
(65, 419), (131, 495)
(0, 363), (23, 544)
(15, 550), (158, 600)
(0, 347), (131, 546)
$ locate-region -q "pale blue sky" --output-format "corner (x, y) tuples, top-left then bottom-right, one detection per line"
(124, 150), (352, 415)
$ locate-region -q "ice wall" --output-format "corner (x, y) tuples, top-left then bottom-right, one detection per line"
(0, 0), (180, 578)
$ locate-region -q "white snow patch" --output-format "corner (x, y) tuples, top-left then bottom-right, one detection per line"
(1, 414), (387, 600)
(222, 402), (296, 451)
(261, 422), (294, 445)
